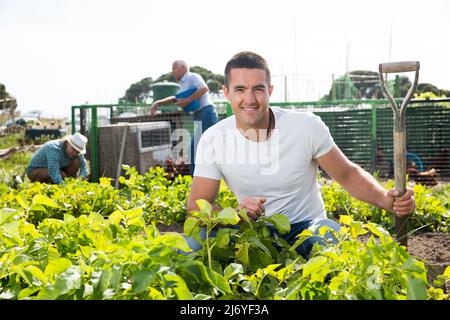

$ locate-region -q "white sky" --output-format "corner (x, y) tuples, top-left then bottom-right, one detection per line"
(1, 0), (450, 118)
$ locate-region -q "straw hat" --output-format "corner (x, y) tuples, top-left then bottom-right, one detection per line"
(63, 132), (88, 155)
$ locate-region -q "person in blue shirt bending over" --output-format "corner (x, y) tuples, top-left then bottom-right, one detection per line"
(26, 132), (89, 184)
(150, 60), (218, 175)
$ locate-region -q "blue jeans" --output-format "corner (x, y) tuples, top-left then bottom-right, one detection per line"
(190, 105), (218, 175)
(184, 218), (341, 259)
(269, 218), (341, 259)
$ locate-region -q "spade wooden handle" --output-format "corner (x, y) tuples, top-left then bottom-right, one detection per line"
(379, 61), (420, 73)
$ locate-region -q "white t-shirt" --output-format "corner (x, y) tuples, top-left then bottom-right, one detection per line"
(194, 107), (335, 223)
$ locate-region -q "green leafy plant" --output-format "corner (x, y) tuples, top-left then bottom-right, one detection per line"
(119, 165), (191, 225)
(321, 178), (449, 233)
(185, 199), (293, 272)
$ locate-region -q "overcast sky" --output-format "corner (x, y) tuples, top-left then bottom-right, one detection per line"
(1, 0), (449, 118)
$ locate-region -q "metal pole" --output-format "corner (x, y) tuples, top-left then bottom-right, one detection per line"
(284, 75), (288, 102)
(370, 104), (378, 174)
(71, 106), (76, 134)
(91, 106), (99, 182)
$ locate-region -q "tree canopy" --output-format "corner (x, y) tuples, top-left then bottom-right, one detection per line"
(0, 83), (9, 100)
(120, 66), (224, 103)
(0, 83), (17, 111)
(120, 77), (154, 104)
(122, 67), (449, 103)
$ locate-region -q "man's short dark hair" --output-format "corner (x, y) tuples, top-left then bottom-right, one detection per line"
(224, 51), (271, 87)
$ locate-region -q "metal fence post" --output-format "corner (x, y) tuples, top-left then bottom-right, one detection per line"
(371, 104), (378, 174)
(71, 106), (76, 134)
(91, 106), (99, 182)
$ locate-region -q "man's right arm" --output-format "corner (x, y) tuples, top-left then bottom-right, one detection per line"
(186, 176), (221, 214)
(150, 96), (177, 115)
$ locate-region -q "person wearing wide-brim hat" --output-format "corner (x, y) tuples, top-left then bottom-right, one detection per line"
(26, 132), (89, 184)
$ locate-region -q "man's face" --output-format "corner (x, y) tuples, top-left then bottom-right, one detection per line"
(66, 143), (80, 158)
(172, 63), (186, 81)
(223, 68), (273, 130)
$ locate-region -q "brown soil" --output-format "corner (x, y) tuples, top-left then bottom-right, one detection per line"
(156, 222), (184, 233)
(407, 232), (450, 265)
(406, 232), (450, 289)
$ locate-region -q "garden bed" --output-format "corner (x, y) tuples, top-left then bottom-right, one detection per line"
(356, 231), (450, 292)
(408, 232), (450, 265)
(158, 223), (450, 268)
(407, 232), (450, 290)
(159, 222), (450, 292)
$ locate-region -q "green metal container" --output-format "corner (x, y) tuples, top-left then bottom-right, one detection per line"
(151, 81), (180, 101)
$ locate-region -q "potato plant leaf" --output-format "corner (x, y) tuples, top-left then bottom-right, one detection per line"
(406, 275), (428, 300)
(183, 217), (199, 237)
(264, 214), (290, 234)
(153, 232), (191, 252)
(216, 208), (240, 225)
(302, 256), (328, 279)
(32, 194), (58, 208)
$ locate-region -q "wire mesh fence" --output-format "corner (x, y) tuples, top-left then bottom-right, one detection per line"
(272, 99), (450, 185)
(72, 99), (450, 184)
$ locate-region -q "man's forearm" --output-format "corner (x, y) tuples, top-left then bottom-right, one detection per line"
(339, 165), (388, 210)
(155, 96), (177, 106)
(189, 87), (208, 102)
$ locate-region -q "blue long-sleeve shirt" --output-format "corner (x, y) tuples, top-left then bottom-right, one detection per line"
(26, 139), (88, 184)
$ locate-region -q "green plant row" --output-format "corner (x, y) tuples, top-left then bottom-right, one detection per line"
(0, 166), (193, 227)
(1, 166), (448, 234)
(1, 199), (448, 300)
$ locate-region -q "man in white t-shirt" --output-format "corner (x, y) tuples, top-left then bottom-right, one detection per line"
(186, 51), (415, 258)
